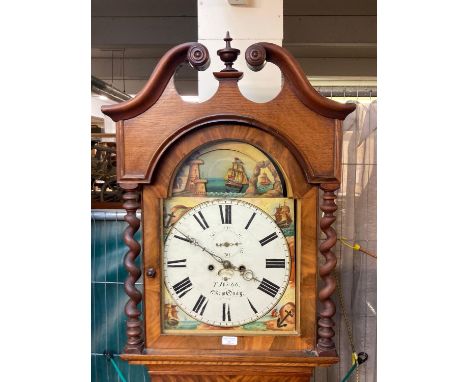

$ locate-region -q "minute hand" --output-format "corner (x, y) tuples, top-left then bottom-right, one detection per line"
(172, 226), (225, 265)
(171, 226), (259, 279)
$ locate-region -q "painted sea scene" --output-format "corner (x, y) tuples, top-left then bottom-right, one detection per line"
(162, 196), (296, 335)
(171, 141), (285, 198)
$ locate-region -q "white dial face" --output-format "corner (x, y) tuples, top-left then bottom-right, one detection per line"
(163, 199), (291, 327)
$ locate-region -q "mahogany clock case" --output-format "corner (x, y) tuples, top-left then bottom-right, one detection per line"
(101, 37), (355, 381)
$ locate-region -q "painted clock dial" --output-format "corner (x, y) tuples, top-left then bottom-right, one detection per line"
(163, 199), (291, 327)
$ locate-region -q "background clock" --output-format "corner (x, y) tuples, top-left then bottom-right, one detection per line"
(101, 36), (355, 381)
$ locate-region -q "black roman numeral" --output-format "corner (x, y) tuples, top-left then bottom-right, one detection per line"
(258, 278), (280, 298)
(222, 303), (231, 321)
(193, 294), (208, 315)
(259, 232), (278, 246)
(265, 259), (285, 268)
(167, 259), (187, 268)
(247, 298), (258, 314)
(174, 234), (191, 243)
(219, 205), (232, 224)
(244, 212), (256, 230)
(193, 211), (209, 230)
(172, 277), (192, 298)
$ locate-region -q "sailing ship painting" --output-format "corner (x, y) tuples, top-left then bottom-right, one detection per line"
(224, 157), (249, 192)
(259, 171), (272, 186)
(274, 202), (292, 228)
(171, 141), (284, 197)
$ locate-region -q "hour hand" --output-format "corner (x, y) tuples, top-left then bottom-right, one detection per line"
(231, 264), (260, 282)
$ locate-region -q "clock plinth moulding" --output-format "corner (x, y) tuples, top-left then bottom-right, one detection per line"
(102, 33), (355, 381)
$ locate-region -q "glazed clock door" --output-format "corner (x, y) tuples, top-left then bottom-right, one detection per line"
(162, 140), (298, 335)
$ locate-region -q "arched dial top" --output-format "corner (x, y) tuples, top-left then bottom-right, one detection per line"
(163, 199), (291, 327)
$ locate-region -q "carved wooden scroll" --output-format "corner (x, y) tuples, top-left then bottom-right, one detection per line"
(102, 42), (210, 122)
(317, 183), (339, 356)
(122, 184), (144, 354)
(245, 42), (355, 120)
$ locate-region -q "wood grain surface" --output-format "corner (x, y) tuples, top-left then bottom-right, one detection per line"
(122, 350), (339, 381)
(113, 79), (342, 186)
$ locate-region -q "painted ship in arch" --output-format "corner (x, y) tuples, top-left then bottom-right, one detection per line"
(171, 141), (286, 197)
(259, 171), (272, 186)
(275, 202), (292, 229)
(225, 157), (249, 192)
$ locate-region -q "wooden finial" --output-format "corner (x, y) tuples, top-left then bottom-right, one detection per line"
(217, 31), (240, 72)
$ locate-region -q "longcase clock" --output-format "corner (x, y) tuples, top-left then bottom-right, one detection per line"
(102, 34), (355, 382)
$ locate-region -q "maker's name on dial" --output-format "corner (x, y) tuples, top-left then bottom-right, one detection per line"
(210, 289), (244, 297)
(210, 281), (244, 297)
(213, 281), (240, 288)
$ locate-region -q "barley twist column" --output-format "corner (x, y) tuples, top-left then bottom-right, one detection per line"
(122, 183), (144, 354)
(317, 182), (339, 356)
